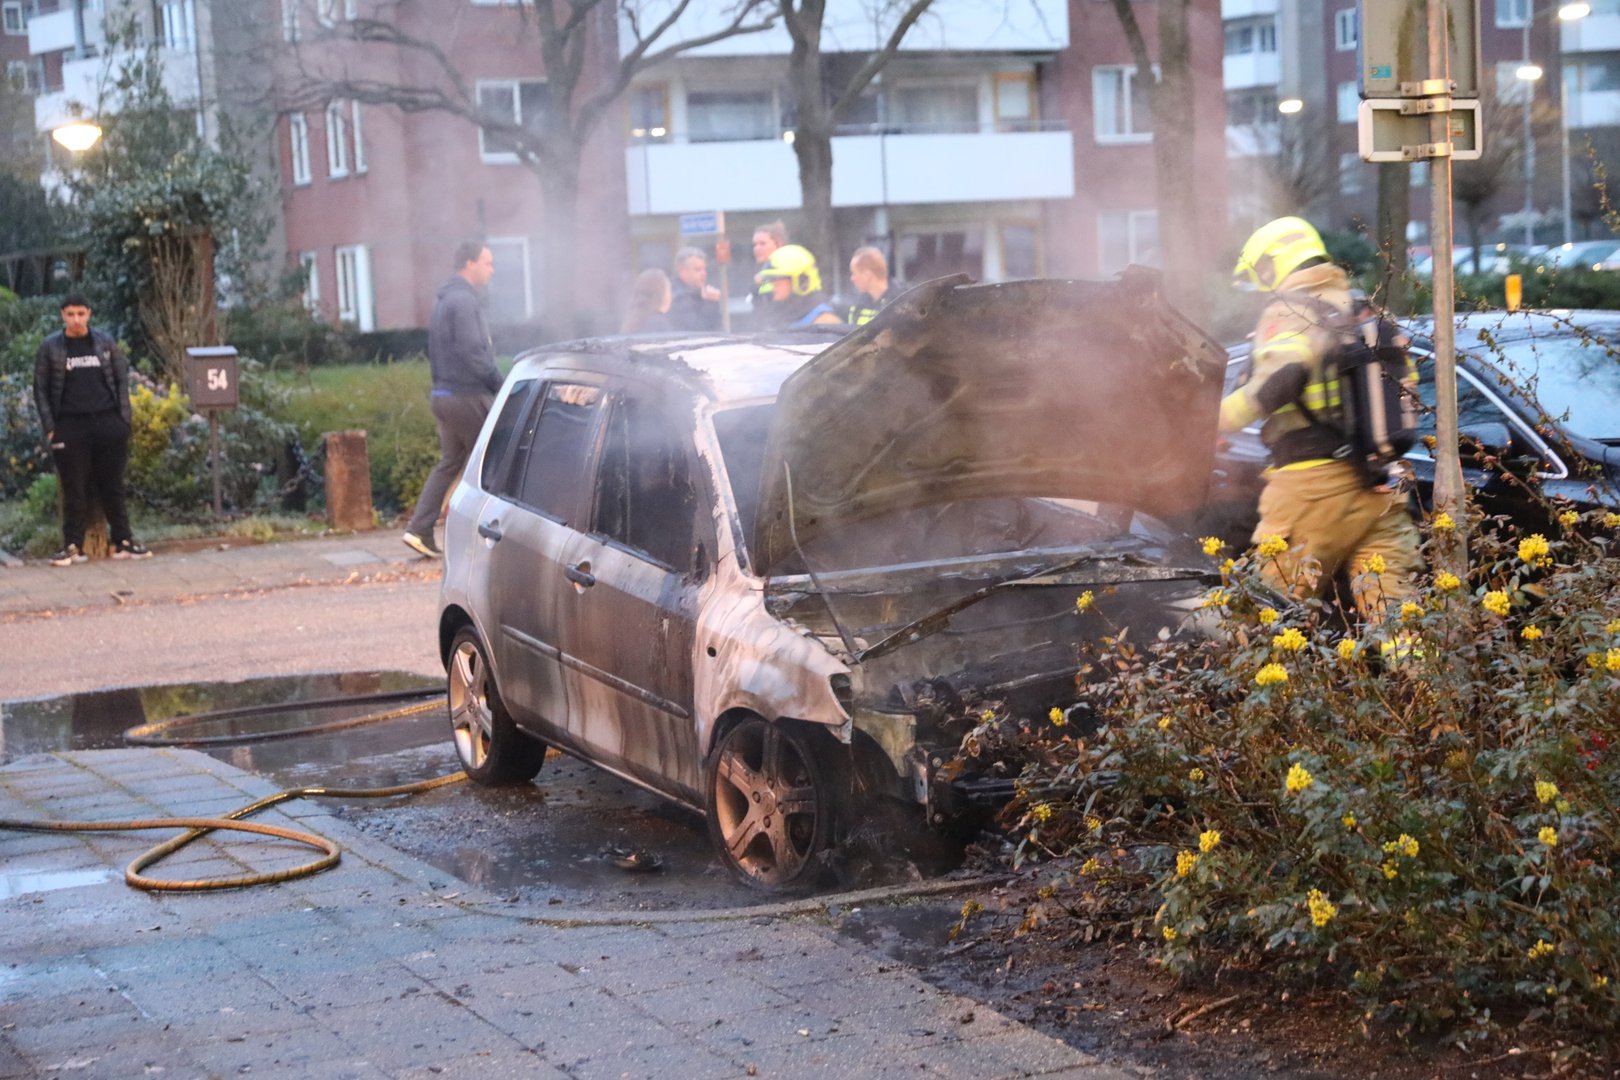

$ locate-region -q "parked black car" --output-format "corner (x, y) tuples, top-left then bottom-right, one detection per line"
(1193, 310), (1620, 546)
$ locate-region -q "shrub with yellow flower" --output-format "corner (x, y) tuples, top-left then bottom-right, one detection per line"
(1256, 534), (1288, 559)
(1382, 834), (1420, 858)
(1336, 637), (1358, 661)
(1341, 813), (1357, 830)
(1518, 533), (1552, 567)
(1521, 625), (1544, 641)
(1162, 926), (1178, 942)
(1482, 590), (1511, 617)
(1434, 571), (1461, 591)
(1176, 851), (1199, 877)
(1048, 707), (1067, 727)
(1075, 591), (1095, 613)
(1199, 829), (1222, 853)
(1539, 826), (1559, 848)
(1257, 606), (1280, 626)
(1272, 627), (1308, 652)
(1285, 762), (1314, 793)
(1306, 889), (1338, 928)
(1187, 767), (1206, 782)
(1528, 940), (1556, 960)
(1608, 618), (1620, 635)
(1382, 861), (1399, 880)
(1536, 780), (1560, 805)
(1432, 511), (1456, 531)
(1606, 512), (1620, 529)
(1254, 663), (1289, 687)
(1559, 510), (1580, 528)
(1080, 857), (1101, 875)
(1360, 554), (1387, 576)
(1607, 648), (1620, 673)
(1030, 802), (1054, 823)
(1157, 716), (1172, 731)
(1400, 601), (1424, 621)
(1200, 588), (1229, 610)
(1200, 536), (1224, 557)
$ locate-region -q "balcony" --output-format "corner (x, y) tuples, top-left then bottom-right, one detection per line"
(621, 0), (1066, 59)
(626, 125), (1074, 215)
(27, 5), (102, 56)
(1566, 88), (1620, 129)
(35, 48), (198, 132)
(1561, 12), (1620, 53)
(1223, 51), (1281, 90)
(1221, 0), (1279, 16)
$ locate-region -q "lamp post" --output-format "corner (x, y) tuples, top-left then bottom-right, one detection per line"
(1519, 4), (1592, 249)
(1516, 56), (1543, 248)
(1556, 2), (1591, 245)
(51, 121), (102, 152)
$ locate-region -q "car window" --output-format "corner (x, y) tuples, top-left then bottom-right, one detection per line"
(712, 403), (773, 553)
(1492, 335), (1620, 442)
(593, 390), (704, 572)
(1412, 362), (1550, 467)
(480, 379), (536, 494)
(509, 382), (603, 522)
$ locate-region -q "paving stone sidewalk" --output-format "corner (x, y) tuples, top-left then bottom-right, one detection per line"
(0, 749), (1134, 1080)
(0, 533), (438, 618)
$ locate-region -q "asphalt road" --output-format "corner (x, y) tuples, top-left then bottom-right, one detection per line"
(0, 578), (444, 701)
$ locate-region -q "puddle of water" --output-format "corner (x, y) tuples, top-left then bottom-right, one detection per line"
(0, 671), (442, 767)
(0, 867), (117, 901)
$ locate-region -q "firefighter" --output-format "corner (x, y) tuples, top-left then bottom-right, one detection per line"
(754, 245), (843, 328)
(1220, 216), (1420, 620)
(846, 246), (896, 325)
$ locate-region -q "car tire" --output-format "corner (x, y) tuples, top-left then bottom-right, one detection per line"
(446, 627), (546, 785)
(705, 718), (836, 890)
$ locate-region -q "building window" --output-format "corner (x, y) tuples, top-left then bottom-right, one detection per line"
(994, 71), (1037, 132)
(897, 226), (985, 282)
(1337, 81), (1359, 123)
(2, 1), (25, 35)
(334, 245), (373, 330)
(351, 101), (366, 173)
(1495, 0), (1529, 28)
(999, 222), (1041, 279)
(891, 82), (981, 134)
(687, 88), (776, 143)
(1093, 66), (1154, 143)
(300, 252), (320, 313)
(628, 85), (669, 142)
(281, 0), (300, 42)
(317, 0), (357, 26)
(485, 237), (531, 323)
(1339, 152), (1364, 194)
(1224, 17), (1277, 55)
(1098, 210), (1159, 275)
(289, 113), (311, 185)
(477, 79), (550, 160)
(159, 1), (195, 49)
(1335, 9), (1358, 51)
(326, 101), (349, 177)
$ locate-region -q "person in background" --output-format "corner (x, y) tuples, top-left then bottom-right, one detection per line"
(755, 245), (842, 328)
(750, 221), (788, 322)
(403, 241), (501, 559)
(846, 246), (897, 326)
(33, 292), (151, 565)
(622, 269), (673, 333)
(668, 248), (722, 332)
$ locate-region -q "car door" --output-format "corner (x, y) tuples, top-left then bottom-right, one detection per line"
(551, 381), (713, 804)
(480, 377), (606, 748)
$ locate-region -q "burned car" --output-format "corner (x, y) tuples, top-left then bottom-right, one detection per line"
(435, 275), (1227, 889)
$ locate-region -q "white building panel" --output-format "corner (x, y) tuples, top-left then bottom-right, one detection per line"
(35, 49), (199, 133)
(27, 6), (99, 55)
(1561, 12), (1620, 54)
(1223, 51), (1281, 89)
(1567, 88), (1620, 129)
(1221, 0), (1280, 16)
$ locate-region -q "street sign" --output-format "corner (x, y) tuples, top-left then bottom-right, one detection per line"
(1358, 98), (1481, 161)
(678, 211), (726, 237)
(183, 346), (239, 410)
(1359, 0), (1481, 100)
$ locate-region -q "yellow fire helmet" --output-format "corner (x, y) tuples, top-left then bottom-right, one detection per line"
(1232, 216), (1329, 292)
(756, 244), (822, 296)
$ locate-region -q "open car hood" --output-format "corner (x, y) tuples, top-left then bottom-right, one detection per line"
(752, 273), (1229, 575)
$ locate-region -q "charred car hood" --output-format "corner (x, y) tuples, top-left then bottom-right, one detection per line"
(752, 273), (1229, 575)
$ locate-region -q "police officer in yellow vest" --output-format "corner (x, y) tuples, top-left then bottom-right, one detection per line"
(1219, 216), (1420, 619)
(847, 246), (894, 326)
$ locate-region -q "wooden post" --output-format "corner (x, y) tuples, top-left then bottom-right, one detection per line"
(324, 430), (375, 532)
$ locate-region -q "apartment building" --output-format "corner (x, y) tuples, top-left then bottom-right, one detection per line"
(1222, 0), (1619, 244)
(625, 0), (1229, 295)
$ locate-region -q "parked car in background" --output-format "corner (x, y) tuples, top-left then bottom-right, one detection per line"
(1412, 244), (1541, 277)
(435, 275), (1228, 890)
(1194, 310), (1620, 547)
(1535, 239), (1620, 272)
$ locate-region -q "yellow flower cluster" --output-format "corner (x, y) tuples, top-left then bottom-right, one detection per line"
(1341, 813), (1357, 830)
(1256, 534), (1289, 560)
(1187, 767), (1206, 782)
(1157, 716), (1173, 731)
(981, 709), (995, 722)
(1085, 815), (1103, 832)
(1528, 939), (1556, 960)
(1200, 536), (1224, 557)
(1176, 851), (1199, 877)
(1306, 889), (1338, 927)
(1608, 648), (1620, 673)
(1399, 601), (1424, 621)
(1080, 857), (1101, 875)
(1272, 628), (1308, 652)
(1608, 618), (1620, 635)
(1199, 829), (1222, 853)
(1559, 510), (1580, 528)
(1521, 625), (1544, 641)
(1162, 926), (1178, 941)
(1517, 533), (1552, 567)
(1220, 558), (1236, 575)
(1075, 591), (1095, 613)
(1596, 975), (1611, 990)
(1482, 590), (1511, 617)
(1337, 637), (1358, 661)
(1606, 513), (1620, 529)
(1431, 512), (1455, 531)
(1382, 834), (1420, 858)
(1200, 588), (1229, 610)
(960, 899), (984, 918)
(1360, 554), (1387, 576)
(1382, 861), (1399, 880)
(1285, 762), (1314, 793)
(1434, 571), (1462, 591)
(1257, 607), (1280, 626)
(1536, 780), (1560, 805)
(1030, 802), (1054, 824)
(1048, 707), (1067, 727)
(1539, 826), (1559, 848)
(1254, 663), (1289, 687)
(1037, 884), (1057, 900)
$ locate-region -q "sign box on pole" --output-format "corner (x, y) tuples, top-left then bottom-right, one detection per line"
(678, 211), (726, 237)
(1358, 98), (1482, 162)
(183, 346), (239, 410)
(1359, 0), (1482, 99)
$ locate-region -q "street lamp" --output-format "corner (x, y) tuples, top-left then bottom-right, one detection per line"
(51, 121), (102, 152)
(1277, 98), (1304, 115)
(1515, 3), (1591, 247)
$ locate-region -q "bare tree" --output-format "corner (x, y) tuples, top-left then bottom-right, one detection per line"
(1105, 0), (1204, 319)
(773, 0), (936, 272)
(282, 1), (775, 334)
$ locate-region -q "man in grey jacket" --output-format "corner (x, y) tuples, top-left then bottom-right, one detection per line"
(403, 241), (502, 557)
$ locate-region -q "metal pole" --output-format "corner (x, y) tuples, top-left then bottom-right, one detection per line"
(208, 411), (222, 517)
(1561, 56), (1575, 244)
(1522, 20), (1536, 248)
(1430, 0), (1466, 572)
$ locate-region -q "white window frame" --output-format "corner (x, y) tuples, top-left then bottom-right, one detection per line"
(484, 237), (533, 321)
(300, 251), (320, 313)
(476, 79), (547, 163)
(2, 1), (25, 35)
(1335, 9), (1358, 51)
(1336, 81), (1360, 123)
(281, 0), (300, 41)
(1092, 65), (1155, 145)
(325, 101), (350, 178)
(351, 100), (367, 173)
(1495, 0), (1529, 28)
(1098, 209), (1159, 274)
(334, 245), (374, 331)
(159, 0), (195, 49)
(289, 112), (311, 185)
(317, 0), (357, 27)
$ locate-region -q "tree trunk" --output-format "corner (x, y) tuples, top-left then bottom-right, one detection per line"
(1152, 0), (1205, 322)
(1374, 163), (1411, 315)
(787, 12), (836, 272)
(792, 126), (836, 274)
